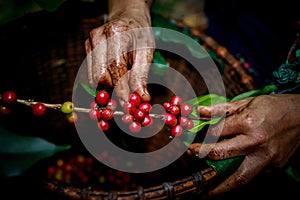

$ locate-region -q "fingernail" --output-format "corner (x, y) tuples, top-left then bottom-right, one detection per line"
(186, 149), (192, 155)
(198, 148), (209, 158)
(143, 94), (151, 102)
(139, 88), (151, 102)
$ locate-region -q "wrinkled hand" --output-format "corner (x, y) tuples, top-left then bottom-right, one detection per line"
(187, 94), (300, 197)
(85, 10), (154, 106)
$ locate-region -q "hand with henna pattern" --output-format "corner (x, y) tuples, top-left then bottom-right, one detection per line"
(85, 0), (154, 106)
(187, 94), (300, 197)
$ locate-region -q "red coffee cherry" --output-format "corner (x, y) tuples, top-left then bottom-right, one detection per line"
(181, 104), (193, 116)
(98, 119), (109, 131)
(163, 102), (172, 111)
(123, 102), (136, 114)
(141, 115), (153, 127)
(128, 93), (141, 106)
(170, 95), (182, 106)
(95, 90), (110, 107)
(122, 113), (134, 124)
(107, 99), (117, 110)
(171, 124), (183, 137)
(133, 109), (146, 122)
(129, 121), (142, 134)
(101, 108), (114, 121)
(169, 105), (180, 116)
(1, 91), (17, 104)
(164, 113), (177, 127)
(179, 116), (189, 126)
(138, 103), (152, 114)
(32, 102), (47, 116)
(89, 108), (101, 120)
(90, 101), (98, 109)
(186, 119), (194, 130)
(0, 105), (11, 115)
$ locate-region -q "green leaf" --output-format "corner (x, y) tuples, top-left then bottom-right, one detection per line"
(188, 116), (223, 133)
(185, 94), (228, 117)
(296, 49), (300, 58)
(285, 164), (300, 182)
(230, 84), (278, 102)
(183, 130), (197, 147)
(152, 14), (181, 32)
(230, 89), (262, 102)
(80, 83), (97, 97)
(0, 127), (70, 177)
(153, 51), (169, 66)
(185, 93), (228, 106)
(261, 84), (278, 93)
(207, 156), (244, 178)
(179, 94), (228, 137)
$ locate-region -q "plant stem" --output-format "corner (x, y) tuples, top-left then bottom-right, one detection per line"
(15, 98), (212, 120)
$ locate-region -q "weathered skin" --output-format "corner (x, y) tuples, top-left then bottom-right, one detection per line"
(85, 0), (300, 197)
(85, 0), (154, 106)
(187, 94), (300, 196)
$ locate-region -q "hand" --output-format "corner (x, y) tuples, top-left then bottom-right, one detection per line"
(85, 0), (154, 106)
(187, 94), (300, 196)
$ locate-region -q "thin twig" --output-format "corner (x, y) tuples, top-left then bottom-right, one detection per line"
(15, 98), (212, 121)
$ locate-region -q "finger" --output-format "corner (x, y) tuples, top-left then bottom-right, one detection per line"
(130, 48), (153, 102)
(197, 103), (227, 117)
(207, 153), (268, 196)
(103, 23), (131, 105)
(84, 39), (95, 87)
(114, 72), (130, 107)
(188, 133), (257, 160)
(89, 28), (112, 87)
(186, 143), (201, 156)
(105, 23), (129, 85)
(197, 97), (254, 117)
(205, 113), (248, 138)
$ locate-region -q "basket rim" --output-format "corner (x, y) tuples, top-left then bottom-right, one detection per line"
(44, 166), (217, 200)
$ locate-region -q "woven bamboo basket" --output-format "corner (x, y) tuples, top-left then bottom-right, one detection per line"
(0, 1), (255, 199)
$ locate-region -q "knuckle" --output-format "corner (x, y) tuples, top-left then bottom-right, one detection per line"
(89, 29), (99, 38)
(235, 174), (249, 188)
(207, 147), (226, 159)
(147, 49), (154, 61)
(104, 22), (129, 36)
(209, 125), (223, 138)
(244, 113), (256, 126)
(252, 131), (267, 146)
(84, 38), (90, 47)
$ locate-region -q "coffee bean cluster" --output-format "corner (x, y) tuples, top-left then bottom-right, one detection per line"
(121, 93), (153, 134)
(163, 95), (194, 137)
(89, 90), (117, 131)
